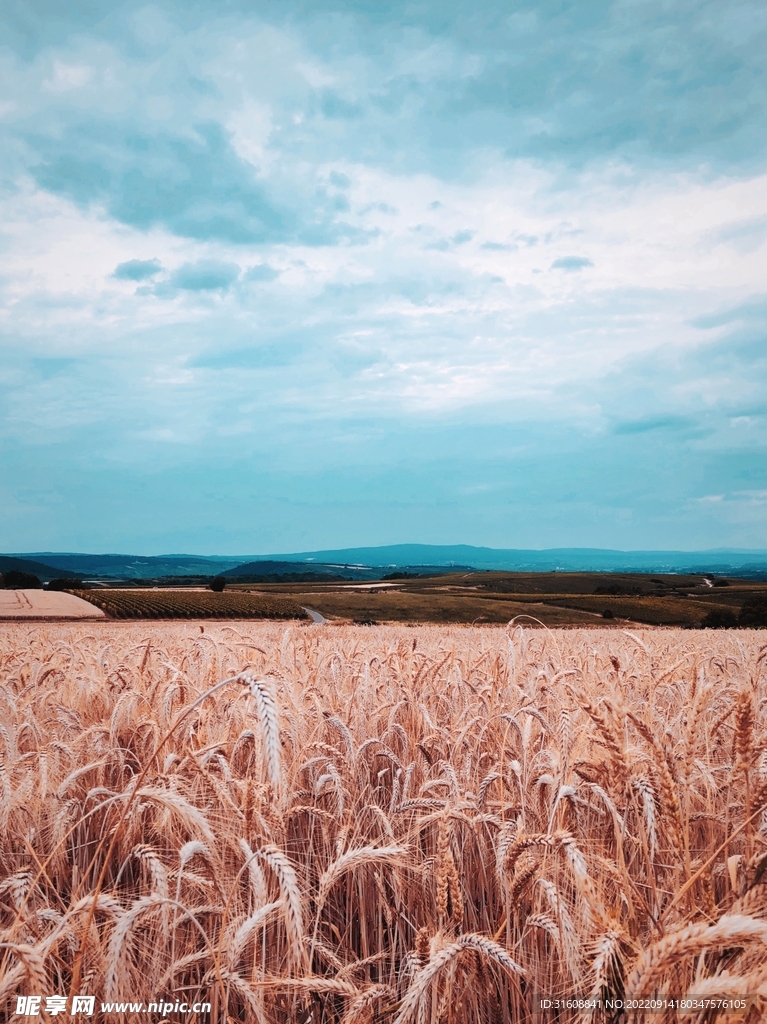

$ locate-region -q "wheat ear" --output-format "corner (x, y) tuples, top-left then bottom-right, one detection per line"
(228, 901), (283, 965)
(213, 966), (268, 1022)
(243, 672), (283, 801)
(394, 932), (524, 1024)
(0, 942), (48, 1001)
(317, 846), (408, 918)
(341, 984), (396, 1024)
(259, 975), (361, 997)
(255, 845), (306, 972)
(626, 914), (767, 997)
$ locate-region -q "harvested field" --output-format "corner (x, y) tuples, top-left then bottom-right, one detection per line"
(0, 588), (106, 619)
(0, 623), (766, 1023)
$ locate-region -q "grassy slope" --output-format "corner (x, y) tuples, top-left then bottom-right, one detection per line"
(258, 588), (602, 625)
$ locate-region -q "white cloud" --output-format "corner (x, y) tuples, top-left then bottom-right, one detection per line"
(42, 62), (94, 93)
(1, 157), (766, 422)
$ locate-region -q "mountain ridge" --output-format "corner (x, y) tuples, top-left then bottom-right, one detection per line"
(4, 545), (767, 580)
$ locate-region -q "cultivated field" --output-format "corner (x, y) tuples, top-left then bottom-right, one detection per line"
(69, 589), (308, 621)
(0, 623), (766, 1023)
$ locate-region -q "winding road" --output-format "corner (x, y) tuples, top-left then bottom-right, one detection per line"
(302, 606), (329, 624)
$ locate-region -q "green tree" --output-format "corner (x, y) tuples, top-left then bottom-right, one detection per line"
(701, 608), (738, 628)
(739, 596), (767, 627)
(2, 570), (42, 589)
(47, 578), (86, 590)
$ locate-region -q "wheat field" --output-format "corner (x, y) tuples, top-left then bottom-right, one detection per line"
(0, 622), (766, 1023)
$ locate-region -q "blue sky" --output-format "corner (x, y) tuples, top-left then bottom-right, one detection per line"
(1, 0), (766, 554)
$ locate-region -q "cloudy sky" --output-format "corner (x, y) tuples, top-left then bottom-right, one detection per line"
(1, 0), (766, 555)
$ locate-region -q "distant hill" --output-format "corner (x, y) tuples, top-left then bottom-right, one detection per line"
(223, 559), (474, 582)
(13, 553), (244, 579)
(0, 556), (80, 581)
(224, 560), (376, 581)
(5, 545), (767, 580)
(238, 545), (767, 577)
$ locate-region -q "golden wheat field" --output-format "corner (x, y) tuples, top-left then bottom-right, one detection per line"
(1, 622), (766, 1024)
